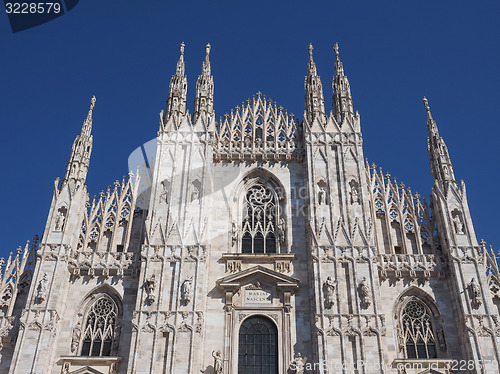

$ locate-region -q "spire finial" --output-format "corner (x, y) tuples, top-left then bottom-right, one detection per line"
(423, 96), (455, 184)
(333, 42), (344, 77)
(423, 96), (430, 111)
(174, 42), (187, 78)
(334, 42), (339, 57)
(201, 43), (212, 76)
(423, 96), (435, 123)
(193, 42), (214, 122)
(80, 95), (96, 139)
(307, 43), (318, 77)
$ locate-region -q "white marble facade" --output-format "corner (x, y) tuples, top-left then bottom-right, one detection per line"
(1, 43), (499, 374)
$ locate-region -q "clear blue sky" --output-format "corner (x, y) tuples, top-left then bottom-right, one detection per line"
(1, 1), (499, 256)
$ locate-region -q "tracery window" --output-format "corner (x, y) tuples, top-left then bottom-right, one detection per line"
(238, 316), (278, 373)
(401, 299), (437, 359)
(241, 183), (278, 254)
(81, 297), (117, 356)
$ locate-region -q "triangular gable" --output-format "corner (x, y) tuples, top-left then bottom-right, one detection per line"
(217, 265), (299, 291)
(417, 369), (445, 374)
(69, 367), (105, 374)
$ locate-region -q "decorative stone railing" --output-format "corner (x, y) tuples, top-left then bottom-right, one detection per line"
(314, 246), (377, 263)
(316, 313), (386, 337)
(214, 93), (302, 162)
(221, 253), (295, 274)
(140, 245), (207, 263)
(67, 251), (139, 278)
(377, 254), (445, 280)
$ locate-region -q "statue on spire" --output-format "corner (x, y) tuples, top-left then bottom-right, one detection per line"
(193, 43), (214, 124)
(307, 43), (317, 76)
(164, 42), (188, 125)
(304, 43), (325, 123)
(62, 96), (95, 189)
(202, 43), (211, 75)
(176, 42), (185, 75)
(423, 97), (456, 185)
(332, 43), (354, 124)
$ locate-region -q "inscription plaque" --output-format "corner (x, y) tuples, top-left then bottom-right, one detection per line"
(245, 289), (272, 305)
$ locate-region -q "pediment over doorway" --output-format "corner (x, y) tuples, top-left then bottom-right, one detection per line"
(216, 265), (300, 291)
(59, 356), (121, 374)
(69, 367), (104, 374)
(216, 265), (299, 311)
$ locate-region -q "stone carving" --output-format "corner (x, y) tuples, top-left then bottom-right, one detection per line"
(468, 278), (482, 307)
(70, 322), (81, 352)
(214, 93), (300, 161)
(181, 277), (193, 305)
(437, 328), (446, 351)
(54, 209), (66, 231)
(275, 261), (291, 273)
(318, 187), (326, 205)
(226, 260), (241, 273)
(62, 362), (70, 374)
(144, 274), (156, 305)
(291, 352), (307, 374)
(36, 273), (48, 303)
(323, 276), (337, 309)
(358, 277), (371, 307)
(379, 315), (386, 336)
(160, 179), (170, 204)
(191, 187), (200, 202)
(231, 221), (238, 246)
(247, 281), (262, 290)
(453, 213), (464, 234)
(212, 350), (223, 374)
(0, 287), (12, 308)
(0, 319), (14, 351)
(113, 319), (122, 349)
(350, 183), (359, 204)
(277, 218), (286, 244)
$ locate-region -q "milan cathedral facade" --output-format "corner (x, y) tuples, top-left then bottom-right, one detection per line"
(1, 43), (499, 374)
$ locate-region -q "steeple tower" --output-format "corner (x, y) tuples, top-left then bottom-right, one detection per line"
(423, 97), (456, 186)
(193, 43), (214, 124)
(164, 42), (188, 123)
(332, 43), (354, 123)
(62, 95), (95, 190)
(304, 43), (325, 122)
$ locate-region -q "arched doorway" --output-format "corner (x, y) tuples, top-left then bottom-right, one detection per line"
(238, 316), (278, 373)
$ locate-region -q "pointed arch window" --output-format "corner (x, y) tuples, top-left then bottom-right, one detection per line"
(401, 299), (437, 359)
(81, 296), (118, 356)
(241, 183), (278, 254)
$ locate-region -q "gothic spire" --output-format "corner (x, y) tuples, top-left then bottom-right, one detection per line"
(164, 42), (188, 124)
(193, 43), (214, 124)
(423, 97), (456, 185)
(304, 43), (325, 123)
(307, 43), (317, 76)
(62, 96), (95, 188)
(332, 43), (354, 123)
